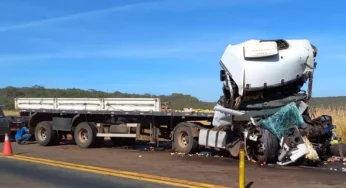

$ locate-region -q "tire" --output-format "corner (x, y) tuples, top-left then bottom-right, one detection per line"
(89, 122), (104, 148)
(172, 124), (199, 154)
(74, 122), (99, 148)
(35, 121), (60, 146)
(253, 128), (279, 163)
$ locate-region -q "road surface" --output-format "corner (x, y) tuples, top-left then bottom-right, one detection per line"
(1, 140), (346, 188)
(0, 157), (174, 188)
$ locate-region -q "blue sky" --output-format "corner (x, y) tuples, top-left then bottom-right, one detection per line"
(0, 0), (345, 102)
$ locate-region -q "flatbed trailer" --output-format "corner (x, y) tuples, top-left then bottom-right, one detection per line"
(15, 97), (214, 153)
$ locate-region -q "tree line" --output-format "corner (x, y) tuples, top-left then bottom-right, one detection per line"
(0, 86), (345, 110)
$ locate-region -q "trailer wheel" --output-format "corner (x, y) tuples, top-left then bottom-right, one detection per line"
(253, 128), (279, 163)
(35, 121), (60, 146)
(172, 124), (198, 154)
(74, 122), (98, 148)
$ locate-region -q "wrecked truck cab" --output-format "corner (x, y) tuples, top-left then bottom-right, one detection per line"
(219, 39), (317, 110)
(199, 39), (336, 165)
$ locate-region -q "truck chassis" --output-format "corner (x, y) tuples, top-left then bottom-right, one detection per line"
(19, 107), (214, 153)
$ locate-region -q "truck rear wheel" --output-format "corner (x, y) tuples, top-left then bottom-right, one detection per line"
(74, 122), (99, 148)
(172, 124), (199, 154)
(35, 121), (61, 146)
(253, 128), (279, 163)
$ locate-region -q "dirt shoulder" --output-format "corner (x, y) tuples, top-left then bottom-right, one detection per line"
(1, 141), (346, 188)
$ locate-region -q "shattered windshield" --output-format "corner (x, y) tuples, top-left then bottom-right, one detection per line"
(259, 102), (306, 139)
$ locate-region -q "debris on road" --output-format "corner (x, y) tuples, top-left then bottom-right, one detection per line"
(304, 137), (320, 162)
(327, 156), (346, 163)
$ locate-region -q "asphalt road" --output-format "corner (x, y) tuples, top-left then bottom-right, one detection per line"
(2, 140), (346, 188)
(0, 157), (175, 188)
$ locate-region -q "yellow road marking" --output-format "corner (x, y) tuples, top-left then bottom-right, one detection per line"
(0, 153), (229, 188)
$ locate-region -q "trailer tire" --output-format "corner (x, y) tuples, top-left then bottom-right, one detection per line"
(172, 124), (199, 154)
(74, 122), (98, 148)
(253, 128), (279, 163)
(35, 121), (60, 146)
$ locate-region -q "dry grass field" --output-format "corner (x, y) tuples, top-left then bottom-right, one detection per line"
(3, 110), (20, 117)
(4, 107), (346, 142)
(309, 106), (346, 142)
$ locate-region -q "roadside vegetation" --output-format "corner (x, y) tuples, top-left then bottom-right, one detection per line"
(1, 85), (346, 141)
(0, 85), (215, 110)
(309, 106), (346, 142)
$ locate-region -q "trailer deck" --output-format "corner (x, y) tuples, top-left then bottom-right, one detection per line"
(14, 97), (215, 153)
(19, 109), (214, 117)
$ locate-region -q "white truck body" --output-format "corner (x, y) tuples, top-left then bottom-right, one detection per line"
(14, 98), (162, 112)
(220, 39), (315, 95)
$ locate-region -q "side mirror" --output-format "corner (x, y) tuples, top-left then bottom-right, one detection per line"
(220, 70), (226, 81)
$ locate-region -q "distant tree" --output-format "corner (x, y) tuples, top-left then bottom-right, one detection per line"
(0, 86), (345, 110)
(0, 86), (216, 110)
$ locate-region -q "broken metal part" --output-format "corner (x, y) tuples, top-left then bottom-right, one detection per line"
(239, 93), (307, 110)
(214, 104), (245, 116)
(277, 127), (309, 166)
(226, 138), (242, 158)
(306, 71), (314, 102)
(300, 114), (333, 138)
(243, 130), (252, 160)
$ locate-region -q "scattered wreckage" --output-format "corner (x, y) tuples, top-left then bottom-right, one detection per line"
(202, 39), (338, 165)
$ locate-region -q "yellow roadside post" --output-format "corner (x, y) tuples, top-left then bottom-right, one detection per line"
(239, 143), (245, 188)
